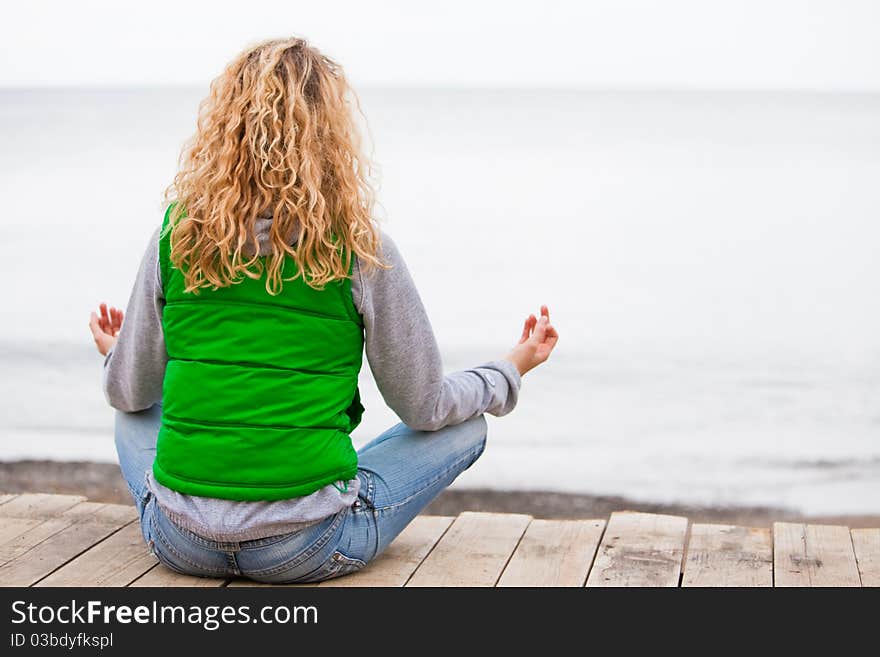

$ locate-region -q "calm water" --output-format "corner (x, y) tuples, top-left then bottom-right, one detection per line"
(1, 87), (878, 513)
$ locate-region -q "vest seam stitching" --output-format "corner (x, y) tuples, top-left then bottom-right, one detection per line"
(165, 357), (358, 378)
(164, 298), (357, 323)
(161, 412), (350, 432)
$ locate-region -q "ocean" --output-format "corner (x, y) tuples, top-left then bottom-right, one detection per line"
(1, 86), (878, 514)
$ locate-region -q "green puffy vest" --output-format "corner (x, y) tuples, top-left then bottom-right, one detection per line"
(152, 206), (364, 501)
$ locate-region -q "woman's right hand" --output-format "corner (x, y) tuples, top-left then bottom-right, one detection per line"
(505, 305), (559, 377)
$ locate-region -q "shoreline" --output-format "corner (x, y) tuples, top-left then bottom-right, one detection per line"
(3, 460), (879, 529)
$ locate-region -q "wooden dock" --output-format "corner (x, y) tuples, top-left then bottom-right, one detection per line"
(1, 494), (877, 587)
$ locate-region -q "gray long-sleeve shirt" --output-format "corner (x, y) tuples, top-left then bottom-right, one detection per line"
(104, 219), (521, 541)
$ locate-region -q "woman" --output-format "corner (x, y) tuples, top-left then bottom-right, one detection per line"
(88, 37), (558, 583)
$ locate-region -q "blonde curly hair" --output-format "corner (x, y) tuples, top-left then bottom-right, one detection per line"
(164, 37), (383, 294)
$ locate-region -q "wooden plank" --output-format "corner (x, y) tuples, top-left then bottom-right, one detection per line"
(773, 523), (861, 587)
(0, 493), (86, 519)
(0, 503), (109, 567)
(0, 504), (136, 587)
(321, 516), (454, 587)
(851, 528), (880, 587)
(227, 580), (316, 588)
(586, 511), (688, 587)
(682, 524), (772, 587)
(131, 565), (227, 587)
(36, 522), (156, 587)
(63, 502), (135, 525)
(0, 518), (44, 546)
(227, 580), (272, 587)
(406, 512), (531, 587)
(498, 519), (605, 587)
(0, 517), (78, 566)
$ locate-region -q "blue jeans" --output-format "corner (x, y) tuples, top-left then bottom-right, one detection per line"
(114, 405), (487, 583)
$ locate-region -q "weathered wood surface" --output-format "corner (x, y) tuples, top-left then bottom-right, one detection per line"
(1, 495), (878, 587)
(682, 524), (772, 587)
(773, 523), (861, 587)
(132, 566), (228, 588)
(37, 522), (157, 587)
(407, 512), (532, 587)
(850, 528), (880, 587)
(0, 494), (86, 519)
(0, 502), (135, 587)
(586, 512), (689, 587)
(226, 579), (315, 588)
(498, 519), (605, 587)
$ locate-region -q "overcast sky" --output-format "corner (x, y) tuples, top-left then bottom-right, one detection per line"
(2, 0), (879, 90)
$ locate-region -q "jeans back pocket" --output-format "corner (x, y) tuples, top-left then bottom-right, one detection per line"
(300, 550), (367, 583)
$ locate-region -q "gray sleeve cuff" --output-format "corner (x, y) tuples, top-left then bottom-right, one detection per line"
(483, 359), (521, 390)
(473, 359), (522, 418)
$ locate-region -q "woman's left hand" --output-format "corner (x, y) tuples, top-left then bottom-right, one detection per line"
(89, 302), (124, 356)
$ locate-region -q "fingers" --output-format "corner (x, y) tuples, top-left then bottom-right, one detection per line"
(99, 303), (111, 333)
(94, 303), (124, 336)
(90, 306), (121, 356)
(538, 306), (556, 342)
(544, 325), (559, 350)
(88, 312), (106, 348)
(519, 307), (554, 350)
(531, 309), (557, 347)
(532, 314), (549, 342)
(540, 304), (550, 323)
(519, 314), (537, 343)
(110, 307), (124, 335)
